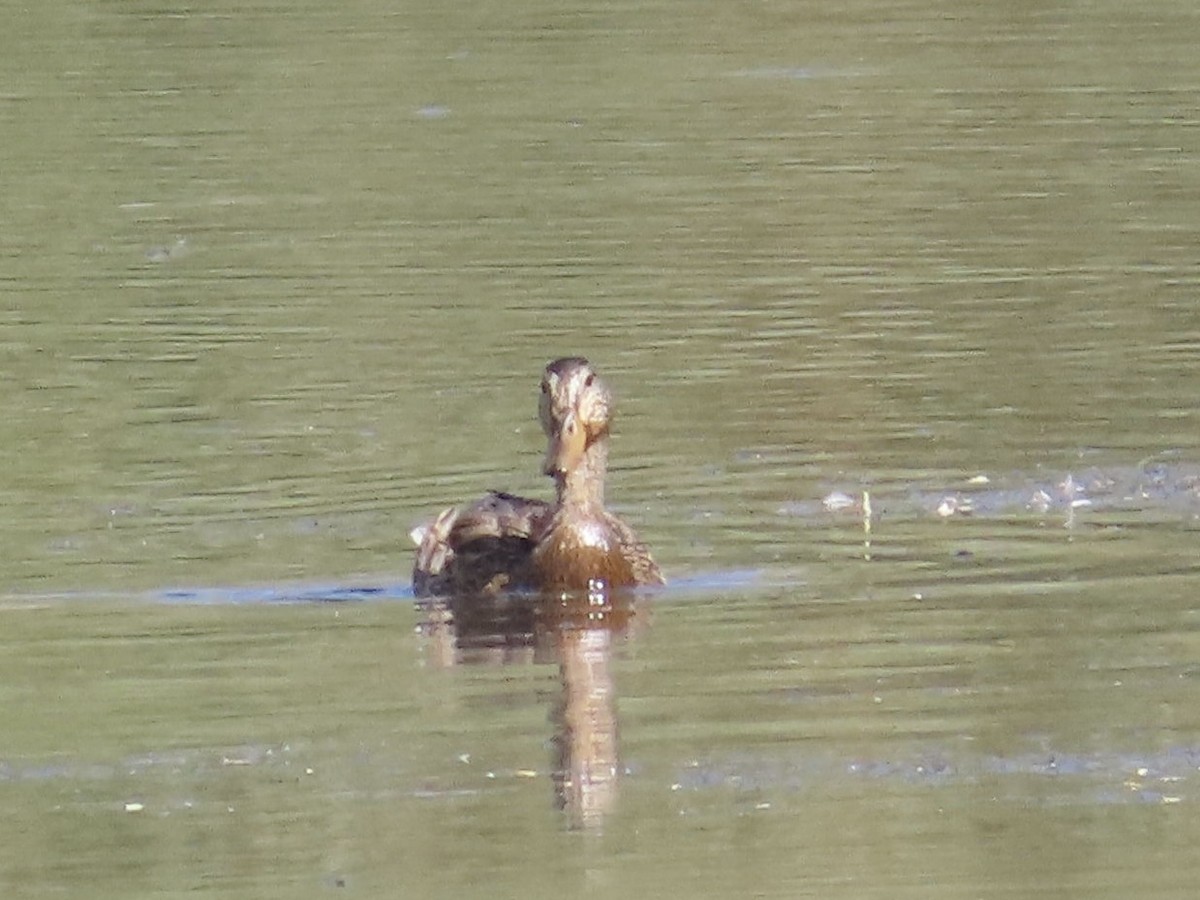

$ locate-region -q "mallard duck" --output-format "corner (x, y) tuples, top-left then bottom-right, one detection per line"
(411, 357), (663, 598)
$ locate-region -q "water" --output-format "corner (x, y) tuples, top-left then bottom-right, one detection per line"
(4, 0), (1200, 896)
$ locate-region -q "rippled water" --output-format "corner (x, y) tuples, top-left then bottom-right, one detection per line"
(4, 0), (1200, 897)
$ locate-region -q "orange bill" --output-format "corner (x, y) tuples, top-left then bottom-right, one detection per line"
(543, 413), (586, 475)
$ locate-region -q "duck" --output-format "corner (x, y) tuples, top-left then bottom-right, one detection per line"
(411, 357), (663, 599)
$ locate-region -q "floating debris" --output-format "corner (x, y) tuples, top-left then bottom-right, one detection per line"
(822, 491), (858, 512)
(416, 105), (451, 119)
(793, 461), (1200, 527)
(144, 237), (189, 263)
(936, 495), (973, 517)
(1027, 489), (1053, 513)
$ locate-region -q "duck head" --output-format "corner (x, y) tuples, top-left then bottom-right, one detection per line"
(539, 357), (613, 478)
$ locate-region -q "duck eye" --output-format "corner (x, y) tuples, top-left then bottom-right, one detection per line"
(583, 373), (595, 388)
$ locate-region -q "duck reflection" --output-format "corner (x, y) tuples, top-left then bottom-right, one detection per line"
(546, 594), (627, 829)
(417, 587), (640, 829)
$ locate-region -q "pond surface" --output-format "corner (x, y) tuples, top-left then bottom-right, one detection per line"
(4, 0), (1200, 897)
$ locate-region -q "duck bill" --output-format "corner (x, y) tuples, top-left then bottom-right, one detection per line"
(543, 414), (586, 476)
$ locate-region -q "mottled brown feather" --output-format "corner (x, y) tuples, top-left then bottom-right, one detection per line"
(411, 491), (551, 598)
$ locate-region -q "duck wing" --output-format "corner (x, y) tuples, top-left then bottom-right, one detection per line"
(605, 511), (666, 586)
(411, 491), (553, 598)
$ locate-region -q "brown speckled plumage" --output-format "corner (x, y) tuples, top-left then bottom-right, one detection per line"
(410, 491), (551, 598)
(411, 358), (663, 598)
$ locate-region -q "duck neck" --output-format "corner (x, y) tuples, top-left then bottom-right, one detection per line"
(553, 431), (609, 512)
